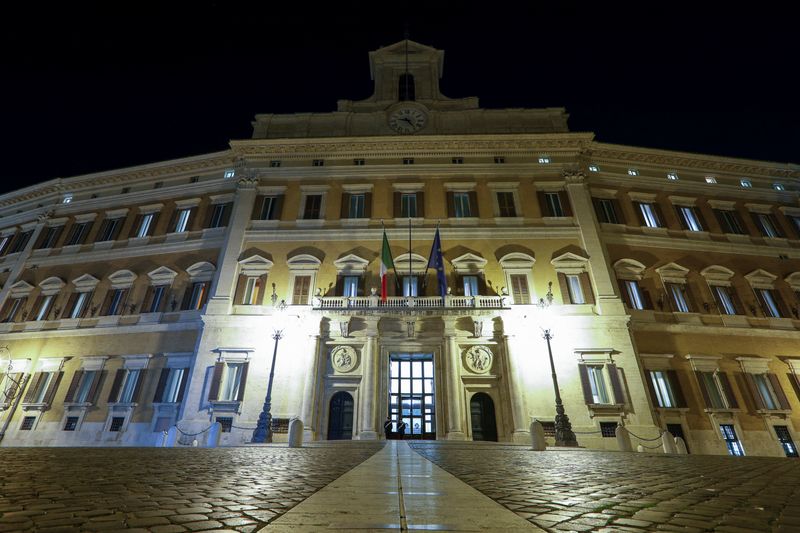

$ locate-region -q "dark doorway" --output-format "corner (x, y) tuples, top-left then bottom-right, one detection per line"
(389, 353), (436, 440)
(470, 392), (498, 441)
(666, 423), (690, 453)
(327, 391), (354, 440)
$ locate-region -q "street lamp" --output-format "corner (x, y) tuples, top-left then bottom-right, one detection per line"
(537, 282), (578, 447)
(252, 300), (287, 444)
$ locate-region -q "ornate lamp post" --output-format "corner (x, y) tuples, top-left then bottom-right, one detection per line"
(0, 346), (29, 443)
(537, 282), (578, 447)
(252, 300), (287, 443)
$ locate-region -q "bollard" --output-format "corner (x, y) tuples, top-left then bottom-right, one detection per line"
(675, 436), (688, 455)
(615, 424), (632, 452)
(165, 426), (178, 447)
(157, 430), (168, 447)
(192, 439), (199, 447)
(288, 418), (304, 448)
(661, 430), (677, 454)
(530, 420), (546, 451)
(206, 422), (222, 448)
(637, 444), (645, 453)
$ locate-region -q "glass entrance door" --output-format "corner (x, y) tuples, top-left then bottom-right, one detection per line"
(389, 353), (435, 439)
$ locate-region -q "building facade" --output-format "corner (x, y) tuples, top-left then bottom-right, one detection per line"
(0, 40), (799, 456)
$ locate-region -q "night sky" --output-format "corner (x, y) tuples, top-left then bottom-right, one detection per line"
(1, 4), (797, 196)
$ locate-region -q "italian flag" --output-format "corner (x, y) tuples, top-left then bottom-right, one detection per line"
(380, 230), (395, 301)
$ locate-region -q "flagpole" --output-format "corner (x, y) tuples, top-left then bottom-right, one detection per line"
(408, 217), (412, 295)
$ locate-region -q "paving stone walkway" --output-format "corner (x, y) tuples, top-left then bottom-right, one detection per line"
(409, 441), (800, 532)
(0, 442), (383, 532)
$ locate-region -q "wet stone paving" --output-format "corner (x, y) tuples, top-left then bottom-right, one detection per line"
(409, 441), (800, 532)
(0, 442), (383, 532)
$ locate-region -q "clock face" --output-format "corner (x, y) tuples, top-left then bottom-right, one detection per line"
(388, 107), (427, 133)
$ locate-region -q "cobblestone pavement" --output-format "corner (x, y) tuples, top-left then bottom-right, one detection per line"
(409, 442), (800, 533)
(0, 442), (383, 532)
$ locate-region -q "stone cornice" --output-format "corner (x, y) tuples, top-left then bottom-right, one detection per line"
(602, 230), (800, 259)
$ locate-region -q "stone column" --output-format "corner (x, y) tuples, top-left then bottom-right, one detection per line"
(300, 333), (322, 441)
(563, 170), (626, 316)
(358, 318), (379, 439)
(444, 318), (466, 440)
(205, 176), (258, 315)
(504, 334), (530, 442)
(0, 214), (49, 309)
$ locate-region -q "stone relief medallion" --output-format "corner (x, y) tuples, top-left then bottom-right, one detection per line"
(331, 345), (358, 373)
(464, 346), (493, 374)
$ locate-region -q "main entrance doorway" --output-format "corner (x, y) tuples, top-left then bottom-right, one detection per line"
(388, 353), (436, 439)
(470, 392), (498, 441)
(327, 391), (354, 440)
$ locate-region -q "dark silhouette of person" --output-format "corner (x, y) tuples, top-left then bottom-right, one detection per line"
(397, 420), (408, 440)
(383, 417), (393, 440)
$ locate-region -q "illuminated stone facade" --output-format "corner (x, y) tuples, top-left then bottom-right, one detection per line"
(0, 40), (798, 456)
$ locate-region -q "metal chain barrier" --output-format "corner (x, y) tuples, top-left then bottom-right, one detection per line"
(627, 429), (665, 442)
(175, 424), (213, 437)
(638, 441), (664, 450)
(231, 424), (257, 431)
(572, 429), (603, 435)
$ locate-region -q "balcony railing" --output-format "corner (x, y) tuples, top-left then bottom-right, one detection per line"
(312, 295), (508, 310)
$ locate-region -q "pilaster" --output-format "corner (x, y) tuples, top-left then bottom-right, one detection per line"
(443, 317), (466, 440)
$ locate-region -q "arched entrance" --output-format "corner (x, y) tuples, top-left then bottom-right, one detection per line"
(327, 391), (354, 440)
(470, 392), (498, 441)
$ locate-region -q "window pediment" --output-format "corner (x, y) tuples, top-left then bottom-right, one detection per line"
(613, 258), (646, 281)
(287, 254), (322, 272)
(186, 262), (216, 282)
(685, 354), (723, 372)
(736, 356), (770, 374)
(239, 255), (274, 277)
(393, 253), (428, 275)
(108, 270), (137, 289)
(450, 253), (487, 274)
(147, 266), (178, 286)
(332, 254), (370, 275)
(744, 269), (777, 289)
(38, 277), (65, 296)
(9, 280), (34, 298)
(655, 262), (690, 284)
(551, 252), (589, 274)
(785, 272), (800, 291)
(71, 274), (100, 291)
(499, 252), (535, 271)
(700, 265), (735, 285)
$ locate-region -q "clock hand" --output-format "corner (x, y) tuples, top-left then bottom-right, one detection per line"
(402, 117), (414, 125)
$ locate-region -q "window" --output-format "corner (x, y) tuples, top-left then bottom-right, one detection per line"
(697, 371), (735, 409)
(636, 202), (661, 228)
(452, 157), (464, 164)
(753, 213), (782, 238)
(400, 193), (417, 218)
(223, 169), (235, 179)
(566, 275), (585, 304)
(538, 156), (551, 164)
(65, 369), (100, 404)
(402, 276), (418, 297)
(353, 158), (365, 166)
(96, 217), (123, 242)
(705, 176), (717, 184)
(342, 276), (359, 297)
(312, 159), (324, 167)
(27, 372), (56, 404)
(715, 209), (745, 234)
(33, 294), (55, 321)
(63, 417), (79, 431)
(599, 422), (617, 438)
(720, 424), (744, 456)
(134, 213), (155, 238)
(788, 215), (800, 236)
(257, 196), (279, 221)
(588, 165), (599, 172)
(269, 160), (281, 168)
(109, 417), (126, 432)
(20, 416), (36, 430)
(104, 288), (128, 316)
(403, 158), (414, 165)
(183, 282), (208, 311)
(496, 192), (516, 217)
(756, 288), (783, 318)
(157, 367), (187, 403)
(544, 192), (564, 217)
(348, 194), (365, 218)
(37, 226), (63, 249)
(173, 208), (191, 232)
(65, 222), (90, 246)
(774, 183), (786, 191)
(740, 179), (752, 188)
(146, 286), (167, 313)
(190, 176), (199, 183)
(62, 194), (73, 204)
(677, 206), (703, 231)
(398, 73), (415, 101)
(219, 362), (246, 401)
(9, 230), (33, 253)
(217, 417), (233, 433)
(586, 366), (610, 404)
(68, 291), (92, 319)
(649, 371), (677, 408)
(595, 198), (619, 224)
(453, 193), (472, 218)
(667, 172), (678, 180)
(623, 280), (646, 310)
(242, 277), (260, 305)
(509, 274), (530, 304)
(628, 168), (639, 176)
(303, 195), (322, 219)
(712, 286), (738, 315)
(0, 234), (11, 255)
(462, 276), (479, 297)
(154, 181), (163, 189)
(775, 426), (799, 457)
(292, 275), (311, 305)
(117, 369), (142, 403)
(1, 297), (26, 323)
(494, 157), (505, 164)
(208, 203), (231, 229)
(666, 283), (691, 313)
(753, 374), (780, 410)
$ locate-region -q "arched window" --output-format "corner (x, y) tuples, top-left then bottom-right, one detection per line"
(398, 73), (415, 101)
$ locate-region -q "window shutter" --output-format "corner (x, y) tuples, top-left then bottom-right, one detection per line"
(234, 274), (248, 305)
(579, 272), (595, 305)
(256, 274), (268, 305)
(62, 293), (77, 319)
(43, 371), (63, 406)
(252, 196), (265, 219)
(675, 206), (689, 230)
(64, 370), (84, 403)
(772, 290), (790, 318)
(467, 191), (479, 217)
(644, 371), (660, 406)
(23, 372), (43, 403)
(80, 291), (94, 318)
(208, 362), (224, 401)
(364, 192), (372, 219)
(166, 207), (179, 233)
(340, 192), (351, 219)
(557, 273), (571, 304)
(767, 373), (791, 410)
(236, 362), (249, 402)
(153, 368), (169, 402)
(141, 286), (155, 313)
(769, 214), (785, 238)
(577, 364), (594, 404)
(86, 370), (104, 404)
(446, 192), (455, 218)
(128, 214), (143, 239)
(695, 371), (712, 408)
(748, 211), (766, 237)
(558, 191), (573, 217)
(611, 199), (624, 224)
(477, 274), (487, 296)
(454, 275), (464, 296)
(666, 370), (687, 407)
(176, 369), (189, 402)
(272, 196), (284, 220)
(30, 295), (43, 320)
(357, 275), (366, 297)
(592, 197), (604, 222)
(607, 364), (625, 405)
(393, 192), (402, 217)
(180, 284), (193, 311)
(683, 283), (700, 313)
(713, 209), (730, 233)
(111, 218), (124, 240)
(633, 202), (646, 226)
(743, 373), (766, 410)
(107, 369), (126, 403)
(100, 290), (115, 316)
(641, 286), (654, 310)
(787, 373), (800, 402)
(417, 191), (425, 218)
(335, 276), (345, 297)
(728, 287), (744, 315)
(718, 372), (739, 408)
(131, 369), (148, 403)
(693, 206), (708, 231)
(651, 203), (666, 228)
(13, 296), (28, 322)
(536, 191), (550, 216)
(0, 298), (15, 322)
(220, 203), (233, 227)
(617, 279), (632, 308)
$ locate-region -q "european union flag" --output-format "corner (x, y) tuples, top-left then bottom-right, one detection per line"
(427, 227), (447, 299)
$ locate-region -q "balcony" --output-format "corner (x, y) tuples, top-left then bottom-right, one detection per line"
(312, 295), (508, 312)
